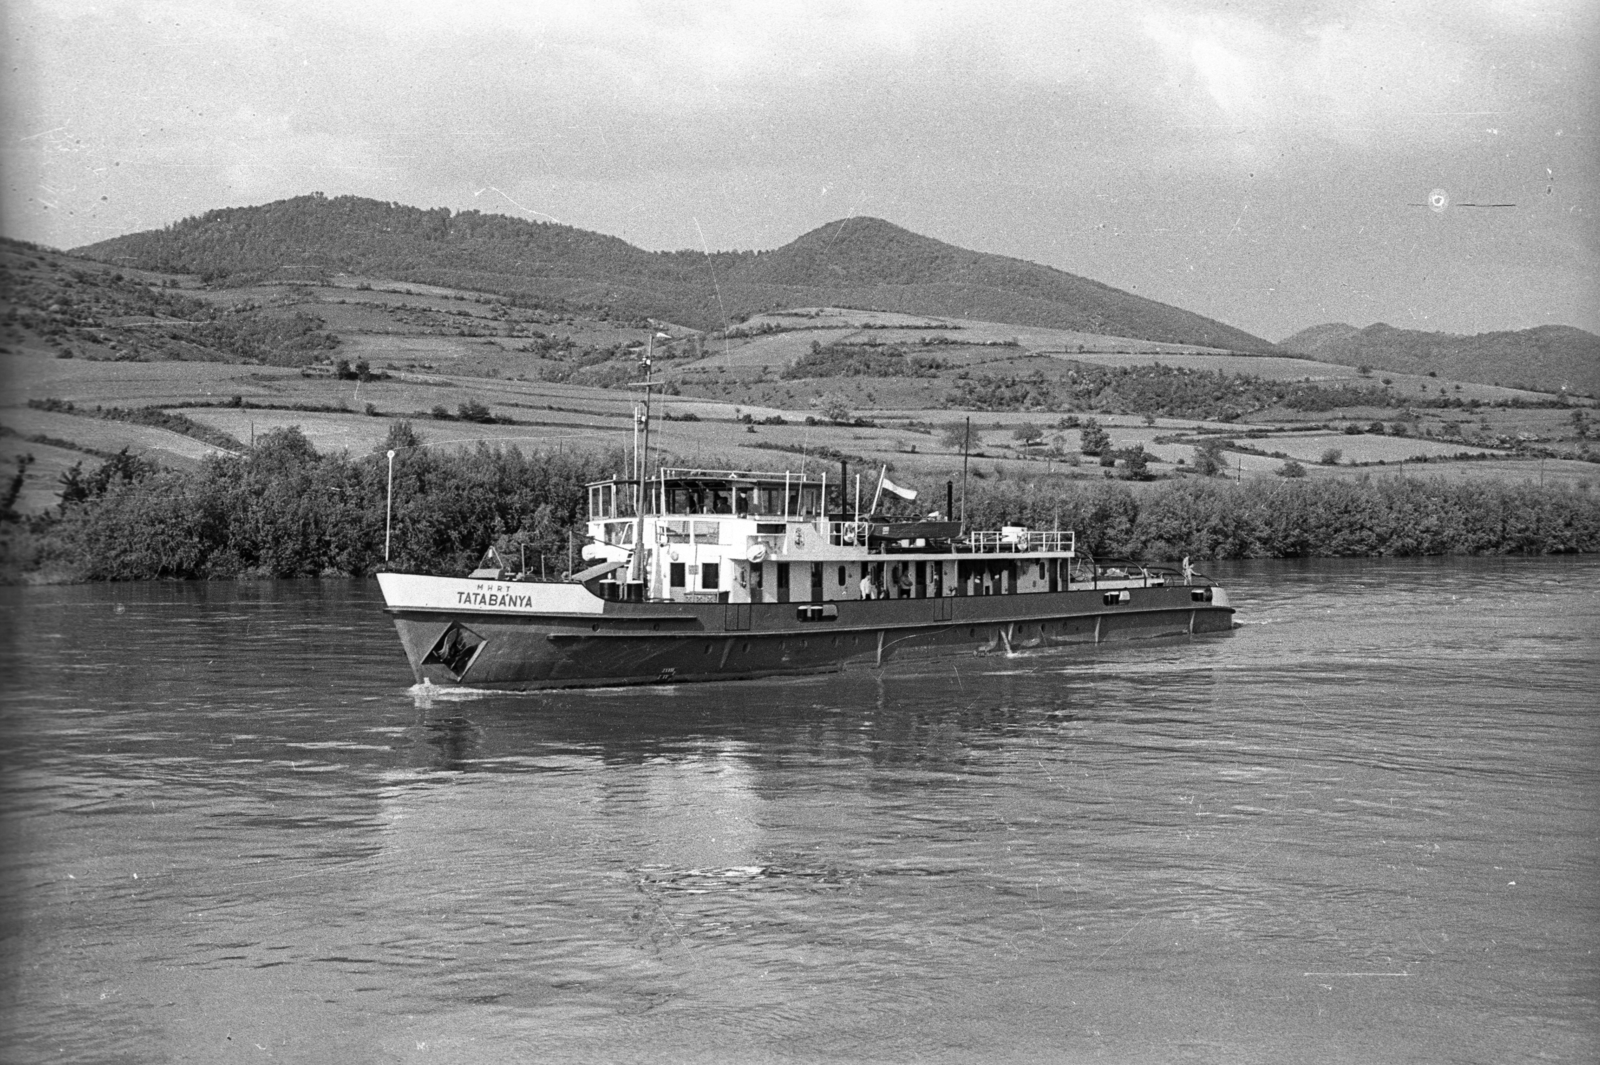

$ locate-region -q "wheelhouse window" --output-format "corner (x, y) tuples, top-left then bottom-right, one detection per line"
(701, 562), (720, 590)
(666, 486), (699, 514)
(657, 473), (826, 520)
(756, 485), (785, 515)
(587, 481), (637, 520)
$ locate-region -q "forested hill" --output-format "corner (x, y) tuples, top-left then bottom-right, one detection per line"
(73, 195), (1276, 353)
(1280, 322), (1600, 397)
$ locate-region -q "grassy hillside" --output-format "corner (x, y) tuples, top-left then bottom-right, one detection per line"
(4, 242), (1595, 527)
(1280, 322), (1600, 397)
(73, 195), (1277, 352)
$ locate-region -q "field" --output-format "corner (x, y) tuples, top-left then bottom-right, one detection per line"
(3, 246), (1595, 517)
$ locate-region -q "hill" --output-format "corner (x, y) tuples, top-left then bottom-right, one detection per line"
(6, 240), (1595, 524)
(73, 195), (1277, 353)
(1279, 322), (1600, 397)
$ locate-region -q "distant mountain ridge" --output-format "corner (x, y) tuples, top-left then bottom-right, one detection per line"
(1280, 321), (1600, 397)
(73, 194), (1276, 353)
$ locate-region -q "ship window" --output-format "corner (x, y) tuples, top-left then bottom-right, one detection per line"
(662, 521), (690, 543)
(838, 565), (846, 587)
(670, 563), (686, 587)
(692, 521), (721, 544)
(701, 562), (720, 589)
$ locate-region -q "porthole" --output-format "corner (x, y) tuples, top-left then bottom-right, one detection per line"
(591, 623), (600, 632)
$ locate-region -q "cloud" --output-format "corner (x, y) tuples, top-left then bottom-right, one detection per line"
(3, 0), (1595, 338)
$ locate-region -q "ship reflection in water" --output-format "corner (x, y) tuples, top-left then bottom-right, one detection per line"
(1, 558), (1595, 1063)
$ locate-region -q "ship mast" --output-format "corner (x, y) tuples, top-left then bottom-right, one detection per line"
(629, 336), (655, 586)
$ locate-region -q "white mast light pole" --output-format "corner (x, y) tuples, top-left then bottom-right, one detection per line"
(384, 449), (396, 564)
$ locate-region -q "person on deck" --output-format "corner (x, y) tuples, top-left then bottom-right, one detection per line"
(860, 571), (878, 600)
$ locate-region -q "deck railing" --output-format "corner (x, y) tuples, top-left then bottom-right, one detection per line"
(963, 528), (1075, 553)
(821, 522), (1077, 554)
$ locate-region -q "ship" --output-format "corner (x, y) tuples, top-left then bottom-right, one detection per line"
(376, 463), (1235, 690)
(376, 341), (1233, 689)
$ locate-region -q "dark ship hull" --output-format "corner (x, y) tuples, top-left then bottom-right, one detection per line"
(380, 573), (1234, 691)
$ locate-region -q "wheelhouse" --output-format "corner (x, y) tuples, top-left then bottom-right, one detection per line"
(569, 469), (1199, 609)
(588, 469), (830, 522)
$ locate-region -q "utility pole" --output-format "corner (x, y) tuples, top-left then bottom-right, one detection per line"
(960, 416), (971, 530)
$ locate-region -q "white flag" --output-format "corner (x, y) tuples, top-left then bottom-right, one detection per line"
(881, 475), (918, 501)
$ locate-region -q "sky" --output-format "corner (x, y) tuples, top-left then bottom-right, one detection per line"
(4, 0), (1596, 342)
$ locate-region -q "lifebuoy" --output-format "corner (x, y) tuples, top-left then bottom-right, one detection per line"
(747, 543), (768, 564)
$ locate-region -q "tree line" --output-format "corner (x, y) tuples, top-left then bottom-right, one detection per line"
(940, 363), (1514, 420)
(962, 476), (1600, 559)
(2, 424), (619, 582)
(2, 427), (1595, 582)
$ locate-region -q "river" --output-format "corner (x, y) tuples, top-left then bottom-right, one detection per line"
(1, 557), (1596, 1063)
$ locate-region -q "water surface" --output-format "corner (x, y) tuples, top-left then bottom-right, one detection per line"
(1, 558), (1596, 1063)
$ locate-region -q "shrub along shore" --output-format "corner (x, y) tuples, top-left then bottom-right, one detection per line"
(3, 424), (1597, 583)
